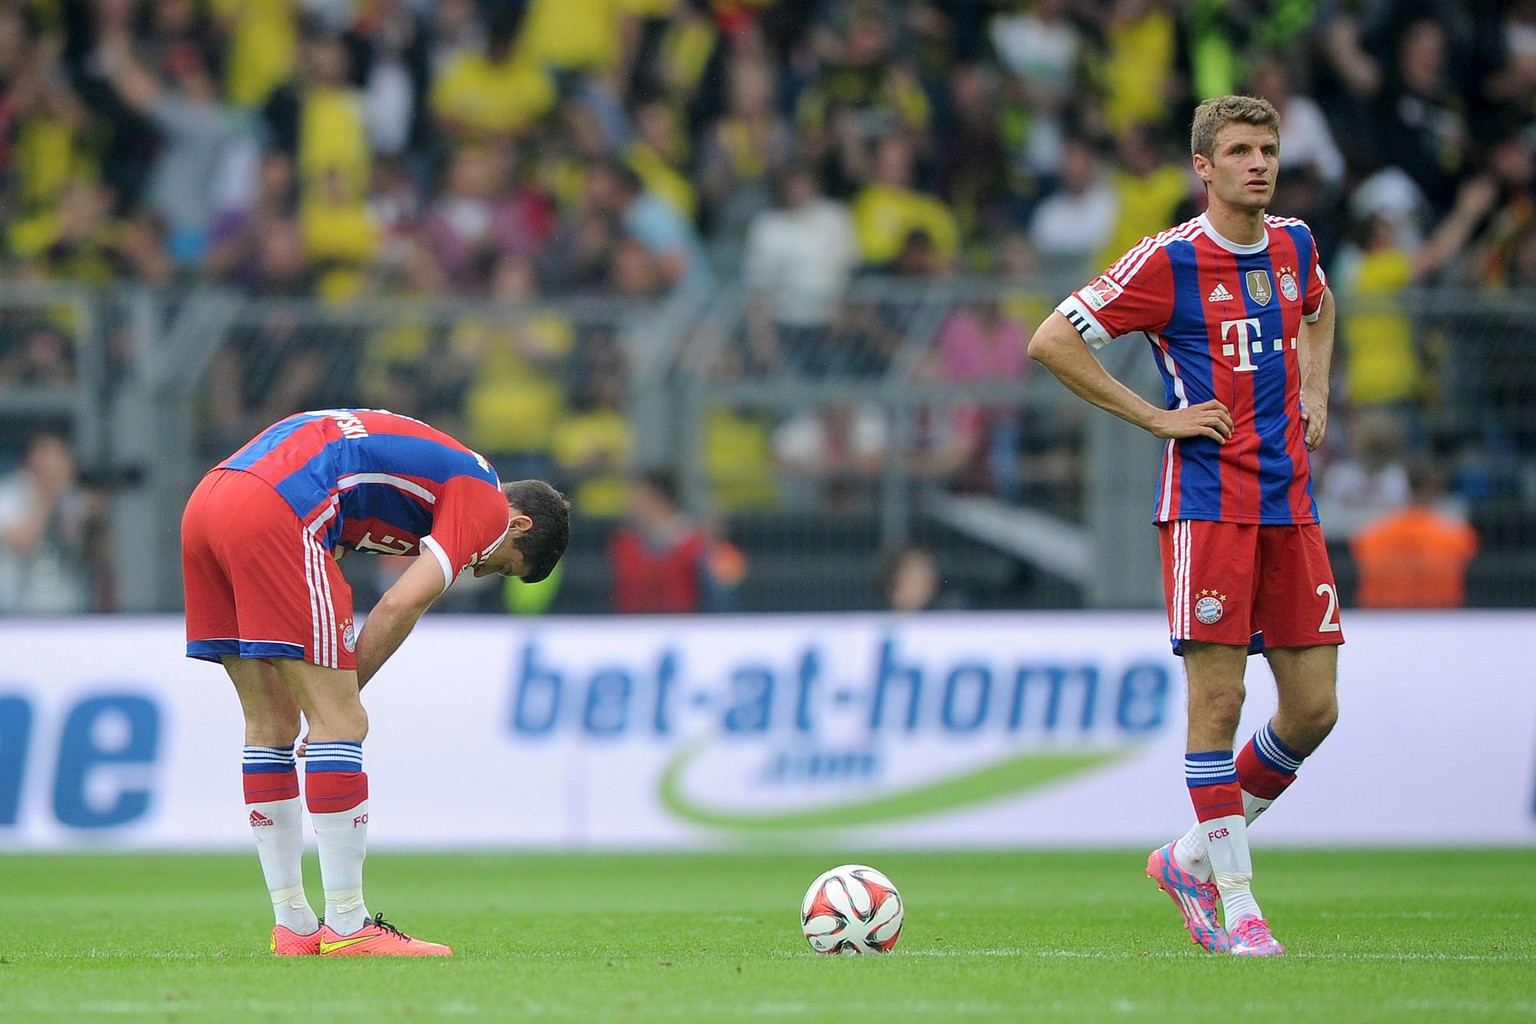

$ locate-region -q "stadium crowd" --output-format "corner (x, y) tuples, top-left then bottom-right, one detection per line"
(1, 0), (1534, 612)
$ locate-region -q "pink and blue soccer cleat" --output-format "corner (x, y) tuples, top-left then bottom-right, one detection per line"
(1146, 843), (1230, 953)
(1229, 916), (1285, 957)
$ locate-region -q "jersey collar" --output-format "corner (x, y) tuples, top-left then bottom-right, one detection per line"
(1197, 213), (1269, 255)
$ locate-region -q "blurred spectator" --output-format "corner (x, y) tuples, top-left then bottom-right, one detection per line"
(698, 53), (791, 241)
(2, 12), (91, 252)
(796, 11), (931, 198)
(262, 30), (370, 206)
(608, 468), (743, 613)
(937, 299), (1029, 498)
(0, 433), (107, 613)
(354, 0), (432, 160)
(455, 253), (572, 482)
(1351, 458), (1479, 608)
(1094, 124), (1188, 273)
(420, 147), (555, 294)
(627, 94), (696, 220)
(851, 133), (959, 269)
(988, 0), (1082, 186)
(585, 158), (713, 295)
(878, 543), (963, 612)
(773, 400), (888, 511)
(521, 0), (651, 82)
(1334, 175), (1501, 420)
(743, 164), (858, 376)
(206, 151), (299, 286)
(1318, 407), (1412, 539)
(552, 362), (633, 516)
(213, 0), (299, 109)
(1029, 136), (1116, 278)
(940, 62), (1009, 247)
(9, 177), (130, 286)
(98, 29), (250, 266)
(1338, 16), (1472, 218)
(1182, 0), (1316, 102)
(1463, 130), (1536, 286)
(1099, 0), (1179, 135)
(430, 6), (555, 144)
(1248, 55), (1346, 193)
(0, 323), (75, 388)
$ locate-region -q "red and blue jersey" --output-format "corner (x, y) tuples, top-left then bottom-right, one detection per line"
(217, 409), (510, 585)
(1056, 213), (1328, 525)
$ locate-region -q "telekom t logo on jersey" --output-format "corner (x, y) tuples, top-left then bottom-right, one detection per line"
(1220, 318), (1297, 372)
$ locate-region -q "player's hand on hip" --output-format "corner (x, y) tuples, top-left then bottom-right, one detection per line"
(1300, 388), (1328, 451)
(1151, 400), (1233, 443)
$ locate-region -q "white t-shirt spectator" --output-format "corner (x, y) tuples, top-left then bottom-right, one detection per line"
(744, 198), (858, 328)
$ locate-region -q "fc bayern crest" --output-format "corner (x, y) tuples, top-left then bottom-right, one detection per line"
(1194, 590), (1226, 625)
(1244, 270), (1272, 306)
(341, 620), (357, 653)
(1279, 268), (1298, 301)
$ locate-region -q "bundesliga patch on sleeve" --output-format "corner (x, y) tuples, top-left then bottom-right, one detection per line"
(1079, 275), (1123, 311)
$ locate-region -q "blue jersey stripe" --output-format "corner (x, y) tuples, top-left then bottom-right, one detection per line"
(1165, 241), (1223, 516)
(221, 413), (327, 472)
(1234, 251), (1293, 522)
(265, 431), (497, 543)
(347, 434), (497, 487)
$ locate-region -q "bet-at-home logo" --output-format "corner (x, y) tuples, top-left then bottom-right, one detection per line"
(508, 636), (1172, 830)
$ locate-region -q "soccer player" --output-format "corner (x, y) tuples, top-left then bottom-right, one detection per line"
(1027, 96), (1342, 957)
(181, 409), (570, 956)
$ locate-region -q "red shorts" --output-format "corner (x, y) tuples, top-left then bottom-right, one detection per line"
(1158, 520), (1344, 654)
(182, 469), (357, 669)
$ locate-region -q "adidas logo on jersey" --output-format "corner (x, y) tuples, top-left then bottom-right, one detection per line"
(249, 810), (275, 827)
(1207, 283), (1234, 302)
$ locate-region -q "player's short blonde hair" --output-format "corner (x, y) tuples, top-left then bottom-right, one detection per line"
(1190, 95), (1281, 158)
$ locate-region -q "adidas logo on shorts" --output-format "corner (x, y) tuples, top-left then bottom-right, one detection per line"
(249, 810), (276, 827)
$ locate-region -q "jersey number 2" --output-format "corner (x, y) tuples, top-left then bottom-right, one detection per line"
(1315, 583), (1342, 633)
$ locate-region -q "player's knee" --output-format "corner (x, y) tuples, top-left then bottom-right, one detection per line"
(244, 708), (302, 747)
(1192, 686), (1245, 739)
(1300, 695), (1338, 747)
(330, 703), (369, 743)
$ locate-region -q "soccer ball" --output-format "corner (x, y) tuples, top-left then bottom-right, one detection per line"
(800, 864), (904, 955)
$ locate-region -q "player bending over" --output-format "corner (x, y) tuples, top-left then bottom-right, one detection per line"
(1028, 96), (1342, 957)
(182, 409), (570, 956)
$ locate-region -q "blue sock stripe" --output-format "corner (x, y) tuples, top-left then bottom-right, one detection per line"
(1184, 750), (1238, 787)
(304, 741), (363, 774)
(242, 745), (295, 774)
(1255, 723), (1304, 774)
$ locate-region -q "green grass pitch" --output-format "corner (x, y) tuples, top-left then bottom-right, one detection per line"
(2, 849), (1532, 1023)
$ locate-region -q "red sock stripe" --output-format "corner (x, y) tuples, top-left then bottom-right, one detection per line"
(1188, 780), (1244, 821)
(305, 770), (368, 813)
(1237, 740), (1296, 800)
(243, 770), (299, 804)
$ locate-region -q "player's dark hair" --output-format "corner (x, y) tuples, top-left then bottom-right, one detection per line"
(502, 480), (571, 583)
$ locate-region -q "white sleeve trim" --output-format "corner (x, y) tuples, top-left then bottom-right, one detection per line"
(1055, 295), (1116, 349)
(420, 535), (455, 591)
(1301, 307), (1321, 323)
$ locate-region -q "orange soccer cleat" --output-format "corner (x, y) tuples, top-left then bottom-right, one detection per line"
(271, 923), (322, 956)
(317, 915), (453, 957)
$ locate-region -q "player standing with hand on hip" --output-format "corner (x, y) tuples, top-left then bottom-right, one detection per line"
(181, 409), (570, 956)
(1027, 96), (1342, 957)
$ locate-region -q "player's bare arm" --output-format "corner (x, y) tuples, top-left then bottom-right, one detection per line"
(1298, 286), (1336, 452)
(353, 553), (449, 690)
(1028, 312), (1234, 444)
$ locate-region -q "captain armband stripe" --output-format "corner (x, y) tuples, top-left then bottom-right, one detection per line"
(1054, 296), (1114, 348)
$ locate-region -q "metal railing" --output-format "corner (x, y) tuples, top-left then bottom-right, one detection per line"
(3, 280), (1534, 613)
